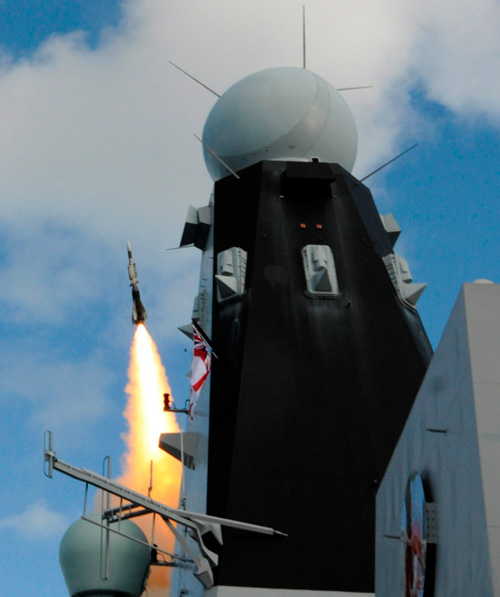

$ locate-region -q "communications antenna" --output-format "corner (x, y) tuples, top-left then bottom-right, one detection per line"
(303, 5), (306, 69)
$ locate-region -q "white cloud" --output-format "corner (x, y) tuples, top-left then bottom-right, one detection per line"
(0, 499), (68, 539)
(0, 220), (111, 323)
(0, 346), (116, 431)
(412, 0), (500, 119)
(0, 0), (498, 439)
(0, 0), (497, 325)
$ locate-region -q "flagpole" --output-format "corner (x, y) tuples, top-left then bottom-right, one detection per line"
(179, 413), (186, 509)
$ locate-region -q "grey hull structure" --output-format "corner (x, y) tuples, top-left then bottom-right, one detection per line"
(376, 282), (500, 596)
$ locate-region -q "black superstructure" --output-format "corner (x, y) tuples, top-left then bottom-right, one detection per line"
(207, 160), (432, 592)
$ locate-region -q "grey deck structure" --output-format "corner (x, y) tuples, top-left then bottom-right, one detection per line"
(376, 282), (500, 596)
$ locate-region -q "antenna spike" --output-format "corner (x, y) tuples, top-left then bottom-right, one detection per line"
(169, 61), (220, 98)
(148, 460), (153, 498)
(360, 143), (418, 183)
(338, 85), (374, 91)
(194, 134), (240, 180)
(303, 6), (306, 69)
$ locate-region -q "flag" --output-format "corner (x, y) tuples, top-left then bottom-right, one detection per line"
(189, 325), (211, 420)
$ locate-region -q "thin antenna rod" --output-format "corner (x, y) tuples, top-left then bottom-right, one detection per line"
(180, 422), (186, 509)
(148, 460), (153, 498)
(303, 6), (306, 69)
(360, 143), (418, 183)
(169, 61), (220, 97)
(194, 134), (241, 180)
(338, 85), (374, 91)
(165, 244), (194, 251)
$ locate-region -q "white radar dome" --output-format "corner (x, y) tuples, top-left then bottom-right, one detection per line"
(59, 514), (151, 597)
(202, 67), (357, 181)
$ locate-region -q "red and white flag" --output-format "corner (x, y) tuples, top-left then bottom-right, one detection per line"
(188, 326), (211, 420)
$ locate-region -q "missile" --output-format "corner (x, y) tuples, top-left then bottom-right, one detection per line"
(127, 242), (148, 325)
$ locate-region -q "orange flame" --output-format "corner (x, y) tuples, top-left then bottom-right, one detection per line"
(118, 323), (182, 592)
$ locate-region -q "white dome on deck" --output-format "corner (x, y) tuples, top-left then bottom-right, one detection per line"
(202, 67), (357, 181)
(59, 514), (151, 597)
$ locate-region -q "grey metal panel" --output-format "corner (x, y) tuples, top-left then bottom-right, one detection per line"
(159, 432), (204, 470)
(169, 201), (214, 597)
(180, 205), (199, 246)
(379, 213), (401, 247)
(465, 284), (500, 385)
(376, 284), (500, 596)
(465, 284), (500, 595)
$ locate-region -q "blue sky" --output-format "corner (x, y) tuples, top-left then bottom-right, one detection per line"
(1, 1), (500, 595)
(0, 0), (122, 53)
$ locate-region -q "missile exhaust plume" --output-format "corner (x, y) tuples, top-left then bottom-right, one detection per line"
(117, 323), (182, 592)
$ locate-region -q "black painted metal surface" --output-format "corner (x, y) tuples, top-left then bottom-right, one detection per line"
(207, 161), (432, 591)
